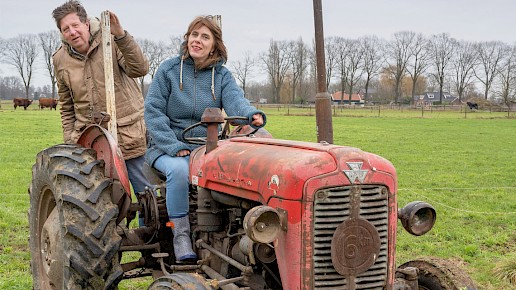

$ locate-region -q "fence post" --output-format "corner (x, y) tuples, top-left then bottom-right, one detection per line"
(101, 11), (117, 143)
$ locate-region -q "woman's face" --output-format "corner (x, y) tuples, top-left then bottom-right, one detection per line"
(187, 25), (214, 64)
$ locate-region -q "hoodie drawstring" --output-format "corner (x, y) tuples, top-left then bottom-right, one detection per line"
(211, 67), (215, 100)
(179, 58), (216, 101)
(179, 58), (184, 90)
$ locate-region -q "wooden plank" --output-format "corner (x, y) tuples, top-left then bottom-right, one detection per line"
(101, 11), (118, 143)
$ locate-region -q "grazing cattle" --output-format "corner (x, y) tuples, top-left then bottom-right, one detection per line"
(466, 101), (478, 110)
(39, 98), (58, 110)
(13, 98), (33, 110)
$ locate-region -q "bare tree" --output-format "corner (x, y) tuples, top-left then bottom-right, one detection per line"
(451, 40), (476, 102)
(324, 37), (339, 90)
(361, 35), (385, 103)
(1, 75), (24, 98)
(231, 51), (255, 99)
(137, 38), (177, 96)
(287, 38), (309, 103)
(0, 37), (4, 108)
(473, 41), (504, 100)
(334, 37), (350, 98)
(406, 33), (431, 103)
(343, 38), (364, 100)
(429, 33), (456, 104)
(168, 35), (182, 56)
(38, 31), (61, 99)
(385, 31), (415, 103)
(261, 40), (291, 103)
(1, 34), (39, 99)
(306, 44), (318, 103)
(495, 43), (516, 109)
(0, 37), (4, 66)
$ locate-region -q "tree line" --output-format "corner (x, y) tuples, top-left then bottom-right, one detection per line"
(1, 30), (515, 108)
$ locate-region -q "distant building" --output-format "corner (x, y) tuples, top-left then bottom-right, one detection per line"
(331, 92), (364, 105)
(414, 92), (458, 106)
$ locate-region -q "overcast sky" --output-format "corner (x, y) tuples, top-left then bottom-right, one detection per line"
(2, 0), (516, 88)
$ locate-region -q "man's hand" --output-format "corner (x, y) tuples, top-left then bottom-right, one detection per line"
(108, 11), (125, 37)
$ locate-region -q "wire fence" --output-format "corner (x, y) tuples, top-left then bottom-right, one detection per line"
(255, 103), (516, 119)
(399, 187), (516, 215)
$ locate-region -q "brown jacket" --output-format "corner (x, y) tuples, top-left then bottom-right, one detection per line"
(53, 18), (149, 160)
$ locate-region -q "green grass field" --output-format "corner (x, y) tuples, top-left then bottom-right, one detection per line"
(0, 101), (514, 289)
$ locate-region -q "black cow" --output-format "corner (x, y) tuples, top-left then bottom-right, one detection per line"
(466, 101), (478, 110)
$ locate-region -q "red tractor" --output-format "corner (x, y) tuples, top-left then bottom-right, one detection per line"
(28, 107), (476, 290)
(28, 4), (476, 289)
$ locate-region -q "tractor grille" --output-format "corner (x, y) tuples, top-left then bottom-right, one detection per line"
(313, 185), (389, 289)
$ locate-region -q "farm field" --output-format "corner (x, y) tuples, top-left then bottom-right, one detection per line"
(0, 101), (514, 289)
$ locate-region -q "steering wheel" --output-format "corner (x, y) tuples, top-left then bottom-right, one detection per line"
(182, 116), (258, 145)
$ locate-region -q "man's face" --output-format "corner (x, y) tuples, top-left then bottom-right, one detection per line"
(60, 13), (90, 54)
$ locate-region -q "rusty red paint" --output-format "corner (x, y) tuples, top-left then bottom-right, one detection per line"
(190, 137), (337, 203)
(268, 198), (304, 289)
(77, 125), (131, 197)
(189, 133), (400, 288)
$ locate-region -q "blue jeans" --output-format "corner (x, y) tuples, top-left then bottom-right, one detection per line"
(153, 154), (190, 219)
(126, 155), (152, 194)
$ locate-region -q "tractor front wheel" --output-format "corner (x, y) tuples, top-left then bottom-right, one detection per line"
(29, 144), (123, 290)
(147, 273), (214, 289)
(398, 258), (477, 290)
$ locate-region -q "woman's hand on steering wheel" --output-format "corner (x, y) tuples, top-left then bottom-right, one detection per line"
(176, 150), (190, 157)
(251, 113), (264, 127)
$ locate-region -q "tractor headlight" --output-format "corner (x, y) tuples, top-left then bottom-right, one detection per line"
(398, 201), (436, 236)
(243, 205), (281, 244)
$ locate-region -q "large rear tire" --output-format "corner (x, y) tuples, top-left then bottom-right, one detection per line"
(29, 144), (123, 290)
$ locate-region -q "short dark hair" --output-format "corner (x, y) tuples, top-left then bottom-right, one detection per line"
(52, 0), (88, 30)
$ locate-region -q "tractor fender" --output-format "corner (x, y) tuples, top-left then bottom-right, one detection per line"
(77, 125), (132, 212)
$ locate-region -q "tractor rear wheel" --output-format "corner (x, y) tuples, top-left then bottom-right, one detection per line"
(398, 258), (477, 290)
(29, 144), (123, 290)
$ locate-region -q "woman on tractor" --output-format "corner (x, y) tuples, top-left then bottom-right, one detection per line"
(144, 16), (266, 262)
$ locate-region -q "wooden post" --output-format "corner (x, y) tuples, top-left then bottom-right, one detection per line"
(212, 15), (222, 28)
(101, 11), (118, 143)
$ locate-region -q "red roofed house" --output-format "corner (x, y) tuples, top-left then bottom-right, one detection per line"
(331, 92), (364, 105)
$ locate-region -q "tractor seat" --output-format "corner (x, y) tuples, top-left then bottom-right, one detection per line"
(142, 162), (166, 186)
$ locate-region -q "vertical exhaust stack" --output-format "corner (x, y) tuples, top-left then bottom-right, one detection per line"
(312, 0), (333, 144)
(201, 108), (225, 153)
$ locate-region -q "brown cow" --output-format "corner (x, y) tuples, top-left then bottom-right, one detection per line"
(39, 98), (58, 110)
(13, 98), (33, 110)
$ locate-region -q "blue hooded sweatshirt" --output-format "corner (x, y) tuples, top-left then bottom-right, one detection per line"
(144, 55), (266, 167)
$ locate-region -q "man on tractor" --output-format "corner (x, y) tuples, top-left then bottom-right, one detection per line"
(52, 0), (151, 196)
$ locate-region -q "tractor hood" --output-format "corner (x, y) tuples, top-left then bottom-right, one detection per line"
(189, 137), (397, 204)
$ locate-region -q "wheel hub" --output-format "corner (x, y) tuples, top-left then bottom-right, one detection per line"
(41, 208), (64, 288)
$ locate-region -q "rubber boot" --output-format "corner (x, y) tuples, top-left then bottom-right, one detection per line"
(170, 216), (197, 263)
